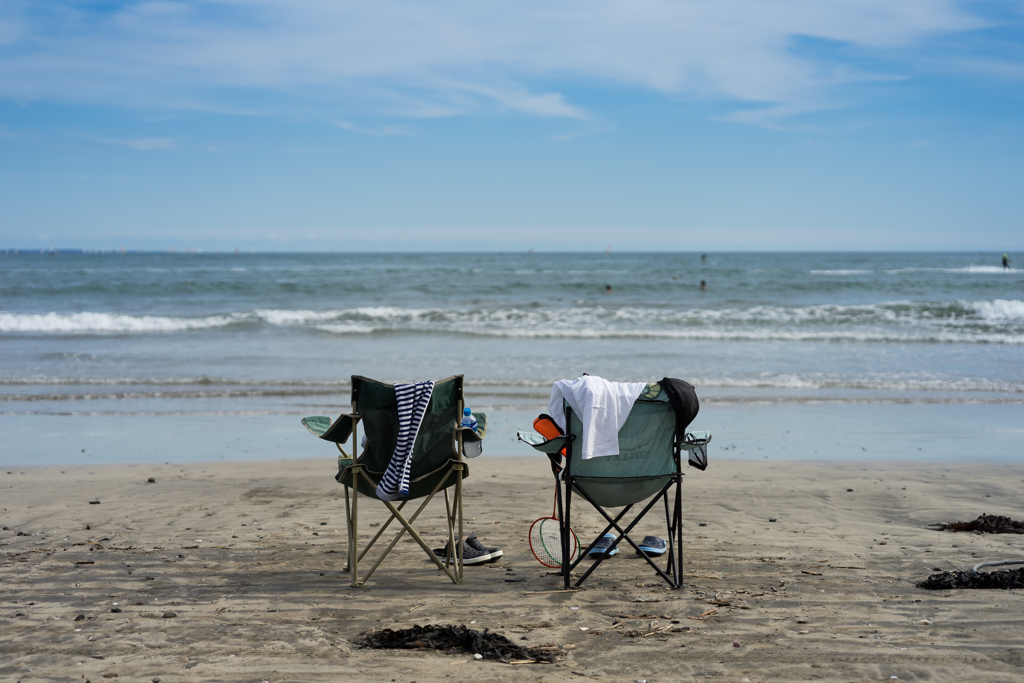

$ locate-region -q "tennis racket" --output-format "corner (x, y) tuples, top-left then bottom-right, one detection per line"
(529, 492), (579, 568)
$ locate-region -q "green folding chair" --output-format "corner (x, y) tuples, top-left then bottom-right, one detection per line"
(301, 375), (486, 587)
(518, 381), (709, 589)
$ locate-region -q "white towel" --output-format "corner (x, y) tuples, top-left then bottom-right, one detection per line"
(547, 376), (646, 459)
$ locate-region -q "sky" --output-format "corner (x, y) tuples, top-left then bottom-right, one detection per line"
(1, 0), (1023, 251)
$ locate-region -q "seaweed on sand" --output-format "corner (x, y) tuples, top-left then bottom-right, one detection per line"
(917, 568), (1024, 590)
(355, 623), (560, 663)
(931, 514), (1024, 534)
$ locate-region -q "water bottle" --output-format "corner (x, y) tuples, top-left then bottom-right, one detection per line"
(462, 407), (478, 431)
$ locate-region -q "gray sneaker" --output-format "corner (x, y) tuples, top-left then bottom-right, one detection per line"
(465, 533), (503, 561)
(432, 537), (494, 565)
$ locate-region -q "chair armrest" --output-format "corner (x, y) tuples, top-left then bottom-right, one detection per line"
(517, 430), (572, 454)
(301, 413), (360, 444)
(457, 412), (487, 441)
(677, 431), (710, 471)
(677, 430), (711, 450)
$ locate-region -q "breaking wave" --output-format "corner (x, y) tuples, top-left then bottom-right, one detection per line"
(885, 265), (1018, 274)
(0, 311), (245, 333)
(1, 299), (1022, 343)
(810, 266), (1019, 275)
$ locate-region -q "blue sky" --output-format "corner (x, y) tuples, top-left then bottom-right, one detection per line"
(1, 0), (1023, 251)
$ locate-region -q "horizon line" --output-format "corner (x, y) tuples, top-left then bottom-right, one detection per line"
(2, 248), (1018, 255)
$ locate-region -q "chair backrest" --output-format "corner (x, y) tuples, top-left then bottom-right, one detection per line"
(352, 375), (464, 476)
(565, 396), (677, 507)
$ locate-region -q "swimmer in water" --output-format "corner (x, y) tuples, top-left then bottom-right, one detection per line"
(700, 280), (706, 291)
(701, 254), (707, 263)
(605, 284), (613, 293)
(1004, 254), (1012, 269)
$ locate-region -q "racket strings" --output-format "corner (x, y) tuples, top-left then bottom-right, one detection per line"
(529, 491), (579, 568)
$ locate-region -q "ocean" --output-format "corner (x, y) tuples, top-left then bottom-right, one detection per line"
(2, 250), (1021, 466)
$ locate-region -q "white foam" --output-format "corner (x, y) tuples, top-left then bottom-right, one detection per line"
(315, 323), (376, 334)
(691, 375), (1024, 393)
(0, 312), (242, 334)
(253, 309), (338, 325)
(441, 327), (1024, 344)
(949, 265), (1016, 274)
(971, 299), (1024, 322)
(294, 300), (1024, 343)
(3, 300), (1022, 342)
(810, 270), (873, 275)
(885, 265), (1018, 274)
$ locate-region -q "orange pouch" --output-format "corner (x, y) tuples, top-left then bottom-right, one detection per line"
(533, 414), (566, 456)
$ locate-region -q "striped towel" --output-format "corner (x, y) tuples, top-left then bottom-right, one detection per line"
(376, 380), (434, 501)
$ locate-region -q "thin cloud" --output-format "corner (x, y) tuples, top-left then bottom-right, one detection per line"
(944, 56), (1024, 80)
(0, 1), (1012, 125)
(90, 136), (179, 151)
(332, 120), (416, 136)
(441, 81), (590, 119)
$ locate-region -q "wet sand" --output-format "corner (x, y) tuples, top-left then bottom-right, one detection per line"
(3, 456), (1024, 681)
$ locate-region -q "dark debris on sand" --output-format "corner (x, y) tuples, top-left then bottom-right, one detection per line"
(355, 623), (559, 663)
(917, 568), (1024, 590)
(931, 514), (1024, 534)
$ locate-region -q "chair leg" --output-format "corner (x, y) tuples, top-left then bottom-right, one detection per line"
(443, 488), (455, 568)
(354, 500), (409, 565)
(571, 482), (679, 589)
(456, 422), (465, 584)
(675, 473), (684, 588)
(343, 485), (351, 573)
(376, 498), (460, 584)
(455, 462), (464, 584)
(572, 504), (633, 588)
(354, 472), (461, 584)
(350, 469), (361, 586)
(341, 466), (466, 586)
(344, 466), (410, 587)
(440, 475), (465, 576)
(577, 504), (631, 561)
(663, 492), (678, 586)
(562, 477), (572, 589)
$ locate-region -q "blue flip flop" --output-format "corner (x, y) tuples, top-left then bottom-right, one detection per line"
(636, 536), (667, 556)
(587, 533), (620, 559)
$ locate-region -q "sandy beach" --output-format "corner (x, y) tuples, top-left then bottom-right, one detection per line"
(3, 455), (1024, 682)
